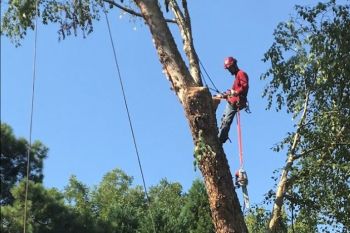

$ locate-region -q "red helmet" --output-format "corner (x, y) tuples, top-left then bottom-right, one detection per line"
(224, 57), (237, 69)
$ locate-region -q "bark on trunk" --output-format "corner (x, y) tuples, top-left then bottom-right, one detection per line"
(134, 0), (248, 232)
(268, 94), (309, 232)
(268, 154), (295, 232)
(184, 87), (247, 233)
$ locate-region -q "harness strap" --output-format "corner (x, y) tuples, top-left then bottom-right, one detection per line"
(235, 110), (250, 210)
(236, 110), (244, 168)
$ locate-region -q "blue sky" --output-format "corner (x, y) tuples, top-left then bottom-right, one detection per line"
(1, 1), (319, 206)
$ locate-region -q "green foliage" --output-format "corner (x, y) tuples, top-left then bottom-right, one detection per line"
(1, 0), (104, 46)
(63, 176), (97, 232)
(90, 168), (145, 233)
(1, 181), (85, 233)
(1, 168), (214, 233)
(193, 137), (206, 170)
(262, 0), (350, 231)
(288, 208), (318, 233)
(1, 0), (142, 46)
(245, 207), (270, 233)
(1, 123), (48, 205)
(0, 123), (214, 232)
(1, 0), (38, 44)
(141, 178), (214, 233)
(179, 179), (214, 233)
(244, 206), (318, 233)
(140, 179), (186, 233)
(193, 130), (215, 171)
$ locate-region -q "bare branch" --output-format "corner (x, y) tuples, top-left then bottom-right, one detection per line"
(168, 0), (201, 85)
(102, 0), (176, 24)
(269, 92), (310, 232)
(182, 0), (192, 33)
(290, 92), (310, 156)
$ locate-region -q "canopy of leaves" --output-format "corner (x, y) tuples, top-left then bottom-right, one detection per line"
(245, 207), (270, 233)
(179, 179), (214, 233)
(0, 123), (48, 205)
(245, 206), (319, 233)
(141, 179), (188, 233)
(1, 167), (214, 233)
(261, 0), (350, 231)
(1, 181), (86, 233)
(1, 0), (104, 45)
(1, 0), (144, 46)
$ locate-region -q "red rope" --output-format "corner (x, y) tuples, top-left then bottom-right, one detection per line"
(236, 110), (244, 168)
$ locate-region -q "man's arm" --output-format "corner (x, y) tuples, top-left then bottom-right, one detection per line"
(235, 71), (249, 95)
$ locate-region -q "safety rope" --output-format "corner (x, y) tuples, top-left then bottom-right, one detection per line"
(236, 110), (244, 168)
(235, 109), (250, 209)
(23, 1), (39, 233)
(199, 59), (221, 94)
(103, 8), (157, 233)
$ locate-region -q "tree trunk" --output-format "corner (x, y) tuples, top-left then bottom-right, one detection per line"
(268, 154), (294, 232)
(184, 87), (248, 233)
(268, 94), (309, 232)
(134, 0), (248, 232)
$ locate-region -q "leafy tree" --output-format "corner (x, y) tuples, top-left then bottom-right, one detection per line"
(1, 1), (248, 232)
(244, 206), (318, 233)
(0, 165), (248, 233)
(180, 179), (214, 233)
(1, 181), (86, 233)
(64, 176), (97, 232)
(289, 209), (318, 233)
(90, 168), (145, 233)
(1, 123), (48, 205)
(245, 207), (270, 233)
(261, 0), (350, 232)
(139, 179), (186, 233)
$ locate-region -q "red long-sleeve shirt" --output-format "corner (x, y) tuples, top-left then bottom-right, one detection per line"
(227, 69), (249, 107)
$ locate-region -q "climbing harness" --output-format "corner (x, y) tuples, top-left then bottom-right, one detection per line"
(244, 101), (252, 114)
(234, 110), (250, 210)
(23, 1), (39, 233)
(103, 7), (157, 233)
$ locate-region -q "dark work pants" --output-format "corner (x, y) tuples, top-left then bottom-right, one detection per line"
(218, 102), (238, 143)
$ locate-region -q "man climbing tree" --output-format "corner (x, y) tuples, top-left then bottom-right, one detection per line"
(217, 57), (249, 144)
(1, 1), (248, 232)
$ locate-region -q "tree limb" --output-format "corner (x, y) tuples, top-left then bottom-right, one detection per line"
(182, 0), (192, 33)
(269, 91), (310, 232)
(168, 0), (201, 84)
(133, 0), (195, 102)
(102, 0), (177, 24)
(293, 146), (321, 160)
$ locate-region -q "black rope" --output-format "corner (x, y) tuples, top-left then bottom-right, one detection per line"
(23, 1), (39, 233)
(103, 9), (157, 233)
(201, 68), (208, 87)
(199, 59), (220, 93)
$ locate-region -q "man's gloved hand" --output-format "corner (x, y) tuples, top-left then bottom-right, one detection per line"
(217, 92), (230, 99)
(228, 89), (237, 96)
